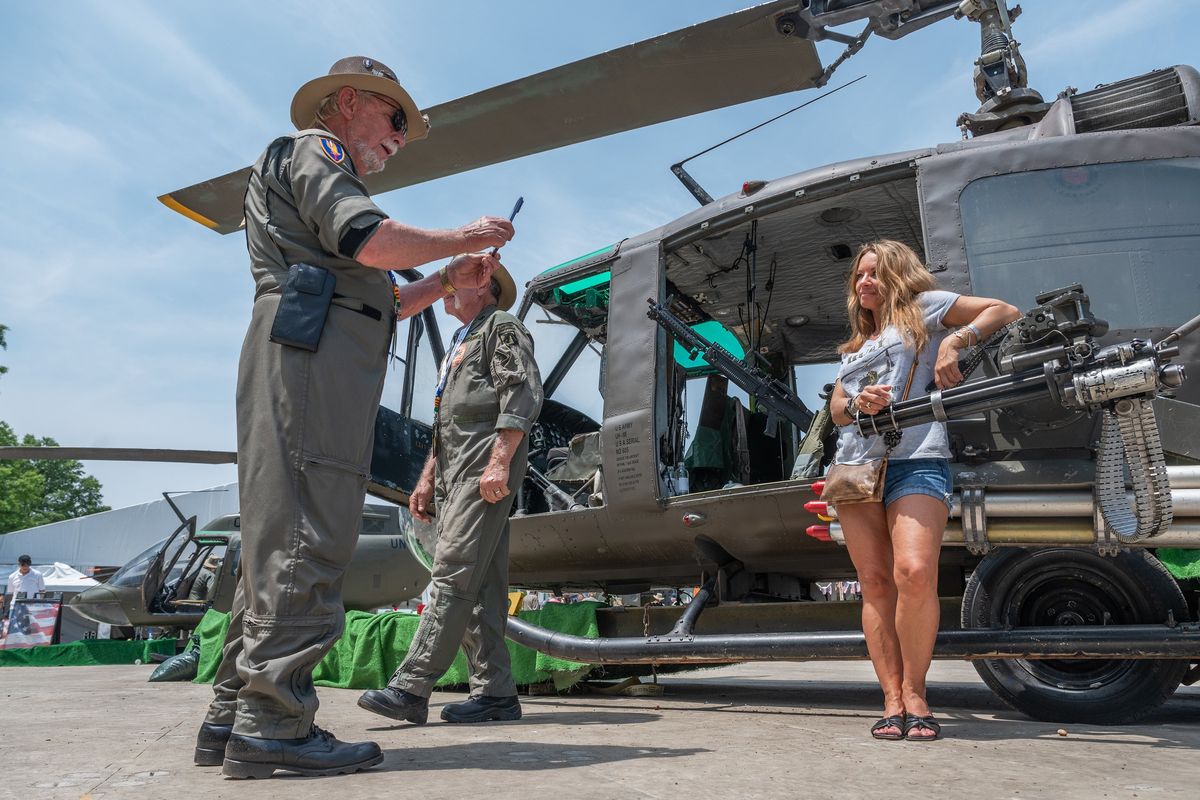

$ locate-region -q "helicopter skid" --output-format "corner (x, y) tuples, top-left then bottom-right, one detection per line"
(506, 616), (1200, 665)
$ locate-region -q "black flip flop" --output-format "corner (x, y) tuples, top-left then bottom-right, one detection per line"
(903, 714), (942, 741)
(871, 714), (906, 740)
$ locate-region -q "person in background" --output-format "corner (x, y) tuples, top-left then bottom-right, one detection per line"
(188, 556), (221, 602)
(829, 240), (1019, 742)
(7, 555), (45, 601)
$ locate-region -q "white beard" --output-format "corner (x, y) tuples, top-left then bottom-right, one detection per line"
(350, 137), (385, 175)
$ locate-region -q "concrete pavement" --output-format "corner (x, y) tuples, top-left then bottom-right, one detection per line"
(2, 661), (1198, 799)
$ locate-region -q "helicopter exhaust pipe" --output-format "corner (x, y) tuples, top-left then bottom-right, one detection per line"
(822, 519), (1200, 548)
(808, 468), (1200, 548)
(504, 617), (1200, 664)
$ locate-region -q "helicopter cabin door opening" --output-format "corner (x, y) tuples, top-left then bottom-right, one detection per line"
(660, 157), (925, 498)
(113, 527), (231, 618)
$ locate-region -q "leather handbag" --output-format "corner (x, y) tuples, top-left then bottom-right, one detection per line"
(821, 359), (919, 507)
(822, 457), (888, 505)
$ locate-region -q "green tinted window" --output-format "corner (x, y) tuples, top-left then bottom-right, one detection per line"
(674, 320), (745, 374)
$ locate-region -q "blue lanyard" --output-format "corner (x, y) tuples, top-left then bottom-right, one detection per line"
(434, 326), (470, 415)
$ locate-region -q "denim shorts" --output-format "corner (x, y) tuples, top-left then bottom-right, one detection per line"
(884, 458), (953, 509)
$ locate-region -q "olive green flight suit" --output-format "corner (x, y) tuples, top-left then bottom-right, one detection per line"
(204, 130), (394, 739)
(389, 306), (542, 698)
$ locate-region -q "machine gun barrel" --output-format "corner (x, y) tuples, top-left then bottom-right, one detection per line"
(856, 366), (1051, 436)
(646, 298), (814, 434)
(844, 289), (1199, 544)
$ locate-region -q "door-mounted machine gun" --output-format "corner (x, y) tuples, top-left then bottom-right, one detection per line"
(856, 285), (1200, 543)
(646, 297), (815, 436)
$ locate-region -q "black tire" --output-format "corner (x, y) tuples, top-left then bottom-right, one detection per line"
(961, 547), (1189, 725)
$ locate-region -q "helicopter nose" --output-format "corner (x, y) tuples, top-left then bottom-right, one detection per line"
(70, 585), (132, 626)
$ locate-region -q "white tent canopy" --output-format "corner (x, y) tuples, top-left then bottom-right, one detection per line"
(0, 483), (240, 572)
(36, 562), (100, 592)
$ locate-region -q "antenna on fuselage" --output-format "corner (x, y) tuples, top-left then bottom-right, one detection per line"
(669, 74), (867, 206)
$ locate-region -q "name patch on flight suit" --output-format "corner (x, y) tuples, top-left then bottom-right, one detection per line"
(450, 340), (470, 369)
(319, 137), (345, 163)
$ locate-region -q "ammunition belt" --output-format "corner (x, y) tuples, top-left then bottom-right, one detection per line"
(1094, 396), (1173, 543)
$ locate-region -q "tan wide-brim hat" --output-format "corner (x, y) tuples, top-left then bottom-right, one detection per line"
(493, 265), (518, 312)
(291, 56), (430, 142)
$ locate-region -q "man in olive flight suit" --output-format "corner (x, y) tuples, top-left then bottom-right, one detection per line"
(194, 57), (517, 780)
(358, 263), (542, 726)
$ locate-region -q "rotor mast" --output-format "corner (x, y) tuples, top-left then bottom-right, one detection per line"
(954, 0), (1048, 135)
(772, 1), (1049, 138)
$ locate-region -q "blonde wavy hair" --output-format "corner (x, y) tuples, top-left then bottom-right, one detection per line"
(839, 240), (936, 355)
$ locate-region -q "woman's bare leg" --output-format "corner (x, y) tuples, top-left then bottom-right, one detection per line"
(839, 500), (904, 734)
(887, 494), (948, 736)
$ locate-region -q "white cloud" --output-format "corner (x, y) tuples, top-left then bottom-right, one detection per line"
(86, 0), (273, 139)
(1021, 0), (1183, 69)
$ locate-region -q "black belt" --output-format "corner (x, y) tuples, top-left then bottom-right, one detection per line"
(332, 293), (383, 321)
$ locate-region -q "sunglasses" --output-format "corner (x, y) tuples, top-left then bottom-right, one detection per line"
(367, 92), (408, 138)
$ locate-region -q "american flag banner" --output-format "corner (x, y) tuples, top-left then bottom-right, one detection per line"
(0, 599), (61, 649)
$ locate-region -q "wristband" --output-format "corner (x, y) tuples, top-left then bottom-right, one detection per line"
(966, 322), (982, 345)
(439, 266), (456, 295)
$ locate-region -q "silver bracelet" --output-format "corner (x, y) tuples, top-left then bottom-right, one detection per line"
(966, 322), (982, 346)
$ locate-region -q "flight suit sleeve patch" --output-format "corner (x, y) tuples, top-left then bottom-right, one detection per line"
(289, 135), (389, 257)
(319, 137), (345, 163)
(490, 323), (543, 433)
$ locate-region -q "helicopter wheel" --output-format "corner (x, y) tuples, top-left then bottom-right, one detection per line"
(961, 547), (1189, 725)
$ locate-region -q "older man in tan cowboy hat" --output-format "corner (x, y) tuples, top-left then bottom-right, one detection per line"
(195, 56), (517, 780)
(359, 246), (539, 728)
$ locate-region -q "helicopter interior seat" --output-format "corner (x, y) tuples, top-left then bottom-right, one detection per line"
(522, 399), (602, 513)
(544, 445), (570, 473)
(546, 431), (603, 491)
(163, 558), (208, 612)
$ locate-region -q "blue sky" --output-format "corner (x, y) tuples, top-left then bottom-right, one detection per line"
(0, 0), (1195, 510)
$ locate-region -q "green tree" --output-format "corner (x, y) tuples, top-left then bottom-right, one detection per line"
(0, 323), (8, 379)
(0, 422), (110, 533)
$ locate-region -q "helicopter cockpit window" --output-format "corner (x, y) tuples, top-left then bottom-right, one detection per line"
(391, 315), (439, 428)
(524, 256), (611, 513)
(961, 158), (1200, 327)
(108, 539), (168, 589)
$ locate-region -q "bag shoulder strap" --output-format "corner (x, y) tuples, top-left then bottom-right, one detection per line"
(882, 358), (920, 456)
(898, 357), (919, 402)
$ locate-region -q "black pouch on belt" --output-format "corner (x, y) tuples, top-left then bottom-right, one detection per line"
(269, 263), (336, 351)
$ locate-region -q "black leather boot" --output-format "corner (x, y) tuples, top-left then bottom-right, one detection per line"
(440, 694), (522, 723)
(221, 726), (383, 779)
(194, 722), (232, 766)
(357, 687), (429, 724)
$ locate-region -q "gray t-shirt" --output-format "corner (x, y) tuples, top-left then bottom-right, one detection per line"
(834, 289), (960, 465)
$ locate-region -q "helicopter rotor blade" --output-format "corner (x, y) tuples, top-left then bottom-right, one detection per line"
(159, 1), (822, 235)
(0, 447), (236, 464)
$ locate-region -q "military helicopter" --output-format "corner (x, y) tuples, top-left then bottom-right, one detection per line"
(8, 1), (1200, 724)
(64, 491), (430, 631)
